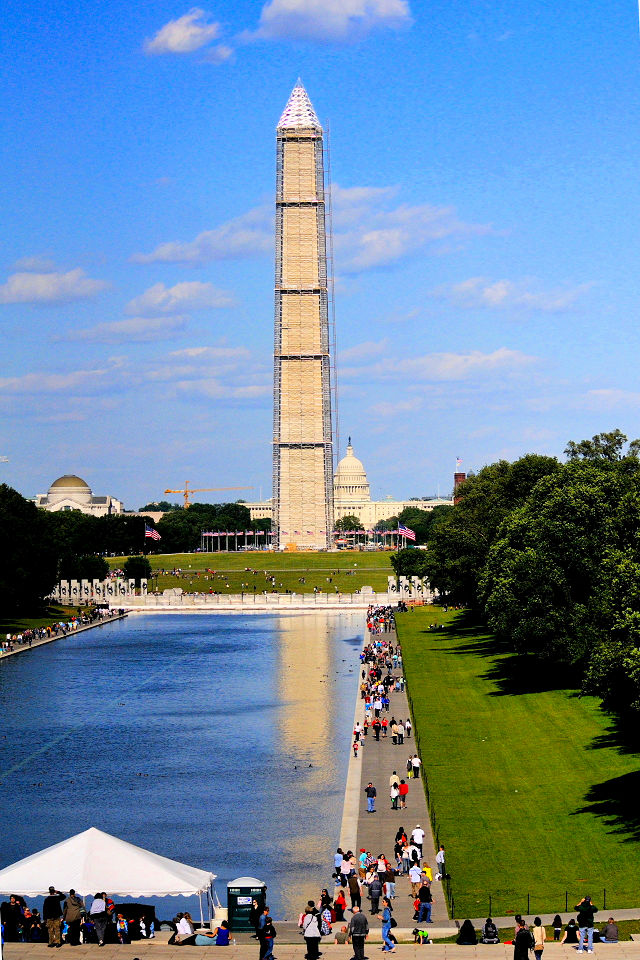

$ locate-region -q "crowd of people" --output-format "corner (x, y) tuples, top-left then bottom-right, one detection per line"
(1, 608), (123, 655)
(0, 888), (157, 946)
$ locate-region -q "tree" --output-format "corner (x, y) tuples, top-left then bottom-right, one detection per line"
(425, 454), (560, 606)
(396, 505), (453, 544)
(0, 484), (58, 612)
(565, 428), (640, 463)
(59, 555), (108, 582)
(123, 555), (152, 585)
(138, 500), (179, 511)
(335, 515), (363, 531)
(390, 548), (429, 579)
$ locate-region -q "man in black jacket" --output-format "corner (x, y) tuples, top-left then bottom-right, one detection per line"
(43, 886), (65, 948)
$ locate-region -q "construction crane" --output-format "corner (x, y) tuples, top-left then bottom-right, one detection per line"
(164, 481), (253, 509)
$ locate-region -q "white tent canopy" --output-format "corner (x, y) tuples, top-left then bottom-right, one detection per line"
(0, 827), (216, 898)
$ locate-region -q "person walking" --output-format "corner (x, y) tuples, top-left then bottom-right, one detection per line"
(532, 917), (545, 960)
(575, 896), (598, 953)
(347, 906), (369, 960)
(409, 863), (422, 898)
(411, 755), (422, 781)
(365, 782), (377, 813)
(417, 882), (433, 923)
(513, 919), (532, 960)
(398, 780), (408, 809)
(435, 844), (446, 878)
(390, 783), (399, 810)
(43, 887), (65, 948)
(302, 907), (321, 960)
(62, 890), (84, 946)
(348, 874), (362, 911)
(368, 873), (383, 915)
(378, 897), (396, 953)
(411, 824), (425, 857)
(88, 894), (109, 947)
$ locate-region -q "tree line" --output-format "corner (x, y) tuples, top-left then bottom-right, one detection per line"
(414, 430), (640, 715)
(0, 485), (271, 613)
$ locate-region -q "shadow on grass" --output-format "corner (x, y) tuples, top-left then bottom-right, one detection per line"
(587, 710), (640, 756)
(573, 770), (640, 842)
(430, 611), (581, 696)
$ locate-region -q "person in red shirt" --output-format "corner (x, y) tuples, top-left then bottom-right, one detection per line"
(398, 780), (409, 809)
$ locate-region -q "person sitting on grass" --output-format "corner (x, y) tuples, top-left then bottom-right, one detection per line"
(599, 918), (619, 943)
(456, 919), (477, 945)
(481, 918), (499, 944)
(560, 919), (580, 945)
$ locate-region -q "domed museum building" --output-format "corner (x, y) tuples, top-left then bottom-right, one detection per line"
(35, 475), (124, 516)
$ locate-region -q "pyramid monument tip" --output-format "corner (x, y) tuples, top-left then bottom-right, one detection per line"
(277, 80), (322, 131)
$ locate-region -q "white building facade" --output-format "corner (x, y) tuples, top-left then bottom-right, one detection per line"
(35, 475), (124, 516)
(247, 441), (452, 529)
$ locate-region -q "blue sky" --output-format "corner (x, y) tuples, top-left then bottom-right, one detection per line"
(1, 0), (639, 508)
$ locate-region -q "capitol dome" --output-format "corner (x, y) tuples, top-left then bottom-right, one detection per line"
(47, 475), (92, 504)
(334, 440), (371, 504)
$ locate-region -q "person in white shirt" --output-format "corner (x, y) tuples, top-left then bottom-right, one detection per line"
(435, 845), (445, 878)
(409, 864), (422, 897)
(411, 825), (425, 856)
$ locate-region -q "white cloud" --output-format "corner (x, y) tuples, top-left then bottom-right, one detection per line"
(253, 0), (412, 41)
(331, 186), (491, 272)
(132, 185), (488, 273)
(339, 339), (388, 362)
(342, 347), (536, 382)
(0, 269), (107, 304)
(73, 316), (188, 343)
(369, 397), (422, 416)
(125, 281), (234, 315)
(131, 207), (272, 264)
(144, 8), (220, 55)
(201, 44), (234, 63)
(431, 276), (592, 312)
(12, 255), (56, 272)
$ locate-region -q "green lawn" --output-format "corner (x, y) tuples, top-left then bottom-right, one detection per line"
(0, 605), (79, 636)
(108, 550), (393, 594)
(398, 607), (640, 919)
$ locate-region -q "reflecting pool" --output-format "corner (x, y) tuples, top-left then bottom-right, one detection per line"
(0, 611), (363, 919)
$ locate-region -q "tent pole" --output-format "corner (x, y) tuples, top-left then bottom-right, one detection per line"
(199, 890), (204, 927)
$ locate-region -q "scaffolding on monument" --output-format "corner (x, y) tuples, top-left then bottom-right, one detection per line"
(272, 105), (335, 552)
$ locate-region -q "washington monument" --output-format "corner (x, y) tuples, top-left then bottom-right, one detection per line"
(272, 82), (334, 551)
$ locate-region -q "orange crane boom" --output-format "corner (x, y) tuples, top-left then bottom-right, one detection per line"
(164, 481), (253, 509)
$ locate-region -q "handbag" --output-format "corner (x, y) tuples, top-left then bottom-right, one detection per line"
(390, 918), (398, 929)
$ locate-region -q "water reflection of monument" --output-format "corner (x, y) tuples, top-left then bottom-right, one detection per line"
(275, 612), (359, 905)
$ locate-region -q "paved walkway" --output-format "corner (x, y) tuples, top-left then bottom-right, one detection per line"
(6, 941), (640, 959)
(0, 613), (127, 660)
(343, 624), (450, 932)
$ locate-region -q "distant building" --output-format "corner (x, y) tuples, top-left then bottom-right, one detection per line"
(246, 441), (453, 529)
(35, 475), (124, 516)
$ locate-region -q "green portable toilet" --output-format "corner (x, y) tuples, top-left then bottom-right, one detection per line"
(226, 876), (267, 930)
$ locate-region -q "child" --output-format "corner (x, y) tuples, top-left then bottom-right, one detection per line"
(353, 740), (359, 758)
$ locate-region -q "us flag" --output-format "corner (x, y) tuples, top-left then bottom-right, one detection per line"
(145, 524), (161, 541)
(398, 523), (416, 541)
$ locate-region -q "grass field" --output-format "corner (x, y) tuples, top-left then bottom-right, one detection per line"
(0, 605), (78, 636)
(108, 550), (393, 594)
(398, 607), (640, 919)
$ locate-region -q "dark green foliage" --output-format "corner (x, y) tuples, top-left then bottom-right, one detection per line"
(123, 555), (152, 585)
(156, 502), (252, 552)
(335, 515), (363, 531)
(425, 454), (560, 605)
(390, 547), (429, 579)
(58, 554), (109, 582)
(424, 430), (640, 712)
(0, 484), (58, 612)
(396, 504), (453, 544)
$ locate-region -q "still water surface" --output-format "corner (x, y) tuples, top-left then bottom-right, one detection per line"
(0, 611), (362, 919)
